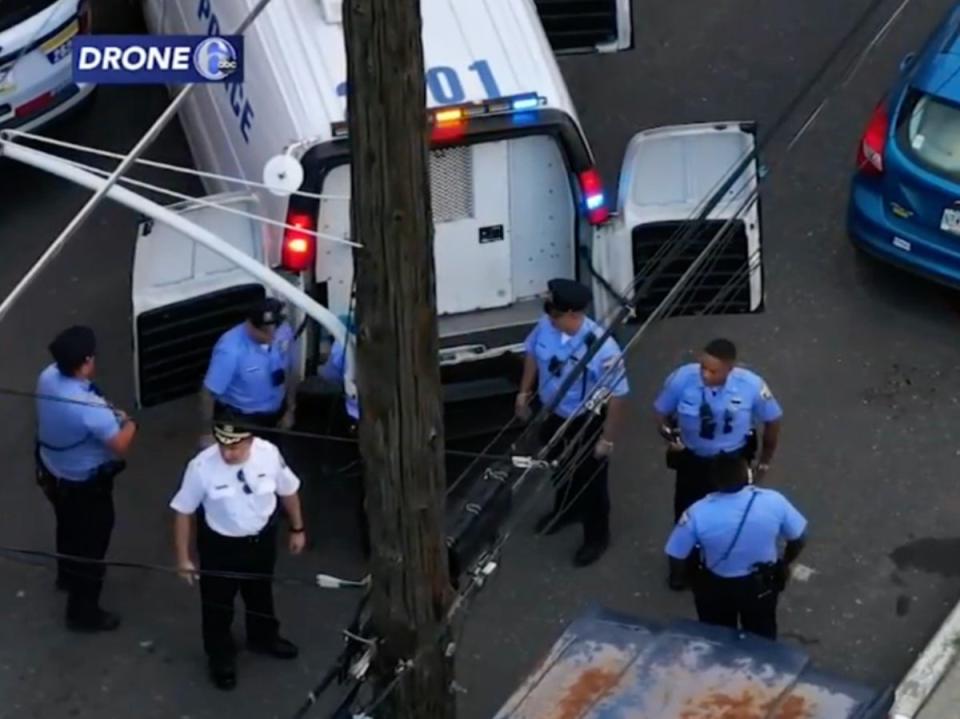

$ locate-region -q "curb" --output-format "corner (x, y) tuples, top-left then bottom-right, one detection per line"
(890, 598), (960, 719)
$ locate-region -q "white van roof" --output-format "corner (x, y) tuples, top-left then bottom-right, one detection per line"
(249, 0), (579, 141)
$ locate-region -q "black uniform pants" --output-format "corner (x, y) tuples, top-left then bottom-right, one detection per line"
(673, 451), (718, 522)
(540, 412), (610, 545)
(197, 517), (280, 663)
(35, 458), (65, 585)
(56, 477), (116, 622)
(693, 569), (779, 639)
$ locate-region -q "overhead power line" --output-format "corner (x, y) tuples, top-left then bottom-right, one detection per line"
(0, 543), (367, 589)
(0, 0), (279, 327)
(5, 128), (350, 202)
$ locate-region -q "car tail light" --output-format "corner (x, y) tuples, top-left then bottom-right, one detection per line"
(15, 92), (54, 118)
(77, 0), (92, 34)
(857, 101), (888, 175)
(579, 168), (610, 225)
(282, 211), (316, 272)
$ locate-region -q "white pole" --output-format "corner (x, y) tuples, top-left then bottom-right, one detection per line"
(0, 138), (358, 400)
(0, 0), (275, 328)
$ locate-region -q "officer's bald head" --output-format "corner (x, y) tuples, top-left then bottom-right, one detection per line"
(700, 338), (737, 387)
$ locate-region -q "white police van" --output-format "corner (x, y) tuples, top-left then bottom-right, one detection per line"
(132, 0), (763, 438)
(0, 0), (94, 132)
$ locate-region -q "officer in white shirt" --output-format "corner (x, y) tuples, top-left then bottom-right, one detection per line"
(171, 417), (306, 690)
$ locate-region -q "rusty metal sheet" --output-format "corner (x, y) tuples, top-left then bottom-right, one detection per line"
(493, 606), (892, 719)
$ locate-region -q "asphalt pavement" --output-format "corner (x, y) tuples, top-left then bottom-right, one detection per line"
(2, 0), (960, 717)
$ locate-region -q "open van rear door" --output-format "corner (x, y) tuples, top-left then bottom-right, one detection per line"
(592, 121), (764, 321)
(132, 192), (268, 409)
(533, 0), (633, 54)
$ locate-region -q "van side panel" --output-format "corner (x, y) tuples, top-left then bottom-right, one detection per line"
(144, 0), (303, 267)
(315, 164), (354, 319)
(508, 135), (575, 300)
(315, 133), (578, 337)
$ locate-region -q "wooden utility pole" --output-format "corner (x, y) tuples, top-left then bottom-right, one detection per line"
(343, 1), (455, 718)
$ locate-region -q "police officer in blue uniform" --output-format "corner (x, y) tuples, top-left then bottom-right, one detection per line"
(200, 298), (298, 443)
(516, 279), (629, 567)
(320, 337), (368, 556)
(35, 326), (138, 631)
(664, 454), (807, 639)
(654, 338), (782, 519)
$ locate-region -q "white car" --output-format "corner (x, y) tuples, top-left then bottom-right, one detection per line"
(0, 0), (94, 133)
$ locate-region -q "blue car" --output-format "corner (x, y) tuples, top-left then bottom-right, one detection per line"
(848, 4), (960, 287)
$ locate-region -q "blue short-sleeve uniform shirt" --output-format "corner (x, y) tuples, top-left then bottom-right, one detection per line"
(321, 340), (360, 421)
(665, 487), (807, 578)
(523, 315), (629, 419)
(203, 322), (295, 414)
(36, 364), (121, 482)
(653, 363), (782, 457)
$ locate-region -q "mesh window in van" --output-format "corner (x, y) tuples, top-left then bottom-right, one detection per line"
(430, 146), (475, 223)
(897, 90), (960, 180)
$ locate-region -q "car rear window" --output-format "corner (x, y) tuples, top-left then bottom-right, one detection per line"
(0, 0), (60, 34)
(896, 89), (960, 181)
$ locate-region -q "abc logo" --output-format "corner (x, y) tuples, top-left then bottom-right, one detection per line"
(193, 37), (238, 82)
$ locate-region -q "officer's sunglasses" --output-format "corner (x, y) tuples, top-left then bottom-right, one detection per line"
(236, 469), (253, 495)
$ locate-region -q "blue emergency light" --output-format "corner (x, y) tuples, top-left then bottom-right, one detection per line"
(511, 95), (540, 111)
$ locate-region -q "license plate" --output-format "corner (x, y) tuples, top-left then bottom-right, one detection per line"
(41, 20), (77, 64)
(45, 38), (73, 65)
(941, 207), (960, 234)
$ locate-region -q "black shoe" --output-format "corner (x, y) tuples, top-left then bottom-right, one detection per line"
(208, 658), (237, 690)
(66, 610), (121, 633)
(667, 571), (689, 592)
(573, 538), (609, 568)
(534, 511), (573, 536)
(247, 636), (299, 659)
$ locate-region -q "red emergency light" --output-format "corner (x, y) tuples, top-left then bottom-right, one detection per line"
(281, 210), (316, 272)
(579, 168), (609, 225)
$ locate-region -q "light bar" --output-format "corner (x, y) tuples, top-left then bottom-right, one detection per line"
(435, 108), (464, 124)
(330, 92), (546, 139)
(428, 92), (544, 126)
(512, 96), (540, 111)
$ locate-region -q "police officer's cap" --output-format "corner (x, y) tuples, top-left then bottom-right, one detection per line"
(48, 325), (96, 374)
(546, 278), (592, 313)
(248, 297), (285, 328)
(212, 419), (254, 446)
